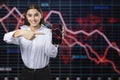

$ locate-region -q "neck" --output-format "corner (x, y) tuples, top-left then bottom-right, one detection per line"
(30, 25), (40, 32)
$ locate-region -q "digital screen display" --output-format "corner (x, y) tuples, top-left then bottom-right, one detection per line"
(0, 0), (120, 80)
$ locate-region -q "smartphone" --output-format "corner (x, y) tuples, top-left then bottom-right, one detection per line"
(51, 23), (62, 44)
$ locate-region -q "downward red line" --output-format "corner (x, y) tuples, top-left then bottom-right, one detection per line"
(0, 4), (120, 74)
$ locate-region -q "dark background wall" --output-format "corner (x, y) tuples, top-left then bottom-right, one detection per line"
(0, 0), (120, 80)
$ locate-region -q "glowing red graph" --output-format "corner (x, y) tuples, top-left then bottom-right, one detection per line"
(0, 4), (120, 74)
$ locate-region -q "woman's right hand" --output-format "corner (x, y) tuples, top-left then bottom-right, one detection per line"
(22, 30), (35, 40)
(13, 30), (35, 40)
(13, 30), (44, 40)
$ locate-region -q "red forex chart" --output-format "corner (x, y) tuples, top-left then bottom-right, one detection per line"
(0, 0), (120, 80)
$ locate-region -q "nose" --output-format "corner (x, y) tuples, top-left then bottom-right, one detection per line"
(31, 16), (35, 21)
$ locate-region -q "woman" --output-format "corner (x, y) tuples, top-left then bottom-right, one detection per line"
(3, 4), (58, 80)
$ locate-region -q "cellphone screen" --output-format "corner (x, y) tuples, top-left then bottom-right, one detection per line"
(52, 23), (62, 44)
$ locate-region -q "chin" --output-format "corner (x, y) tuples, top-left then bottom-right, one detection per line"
(31, 24), (39, 27)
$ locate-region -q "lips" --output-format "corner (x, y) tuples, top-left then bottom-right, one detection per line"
(31, 21), (37, 24)
(32, 22), (37, 24)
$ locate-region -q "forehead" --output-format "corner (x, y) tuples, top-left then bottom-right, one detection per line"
(27, 9), (40, 14)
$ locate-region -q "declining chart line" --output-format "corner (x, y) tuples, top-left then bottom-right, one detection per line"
(0, 4), (24, 32)
(0, 4), (120, 74)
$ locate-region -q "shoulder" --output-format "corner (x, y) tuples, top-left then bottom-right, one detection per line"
(41, 24), (51, 32)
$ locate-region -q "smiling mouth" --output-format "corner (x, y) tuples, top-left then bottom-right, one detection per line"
(31, 22), (37, 24)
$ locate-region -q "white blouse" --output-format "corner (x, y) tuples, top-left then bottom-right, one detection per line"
(3, 24), (58, 69)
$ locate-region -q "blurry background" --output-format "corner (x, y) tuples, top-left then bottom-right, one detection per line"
(0, 0), (120, 80)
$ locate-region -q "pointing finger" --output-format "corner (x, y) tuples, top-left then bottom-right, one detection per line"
(34, 32), (44, 35)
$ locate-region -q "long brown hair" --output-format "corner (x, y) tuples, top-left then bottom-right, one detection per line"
(24, 4), (44, 26)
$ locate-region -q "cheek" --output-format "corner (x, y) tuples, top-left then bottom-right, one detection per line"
(36, 17), (41, 20)
(26, 17), (31, 21)
(36, 17), (41, 22)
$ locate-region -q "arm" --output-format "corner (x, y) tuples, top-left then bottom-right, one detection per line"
(45, 29), (59, 58)
(3, 30), (21, 45)
(13, 30), (35, 40)
(3, 29), (35, 45)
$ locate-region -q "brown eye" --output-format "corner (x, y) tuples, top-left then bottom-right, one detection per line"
(35, 13), (39, 17)
(27, 14), (32, 17)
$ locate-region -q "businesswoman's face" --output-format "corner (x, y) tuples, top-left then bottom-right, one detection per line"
(26, 9), (42, 27)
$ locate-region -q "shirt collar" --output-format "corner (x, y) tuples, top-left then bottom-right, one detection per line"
(25, 24), (45, 31)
